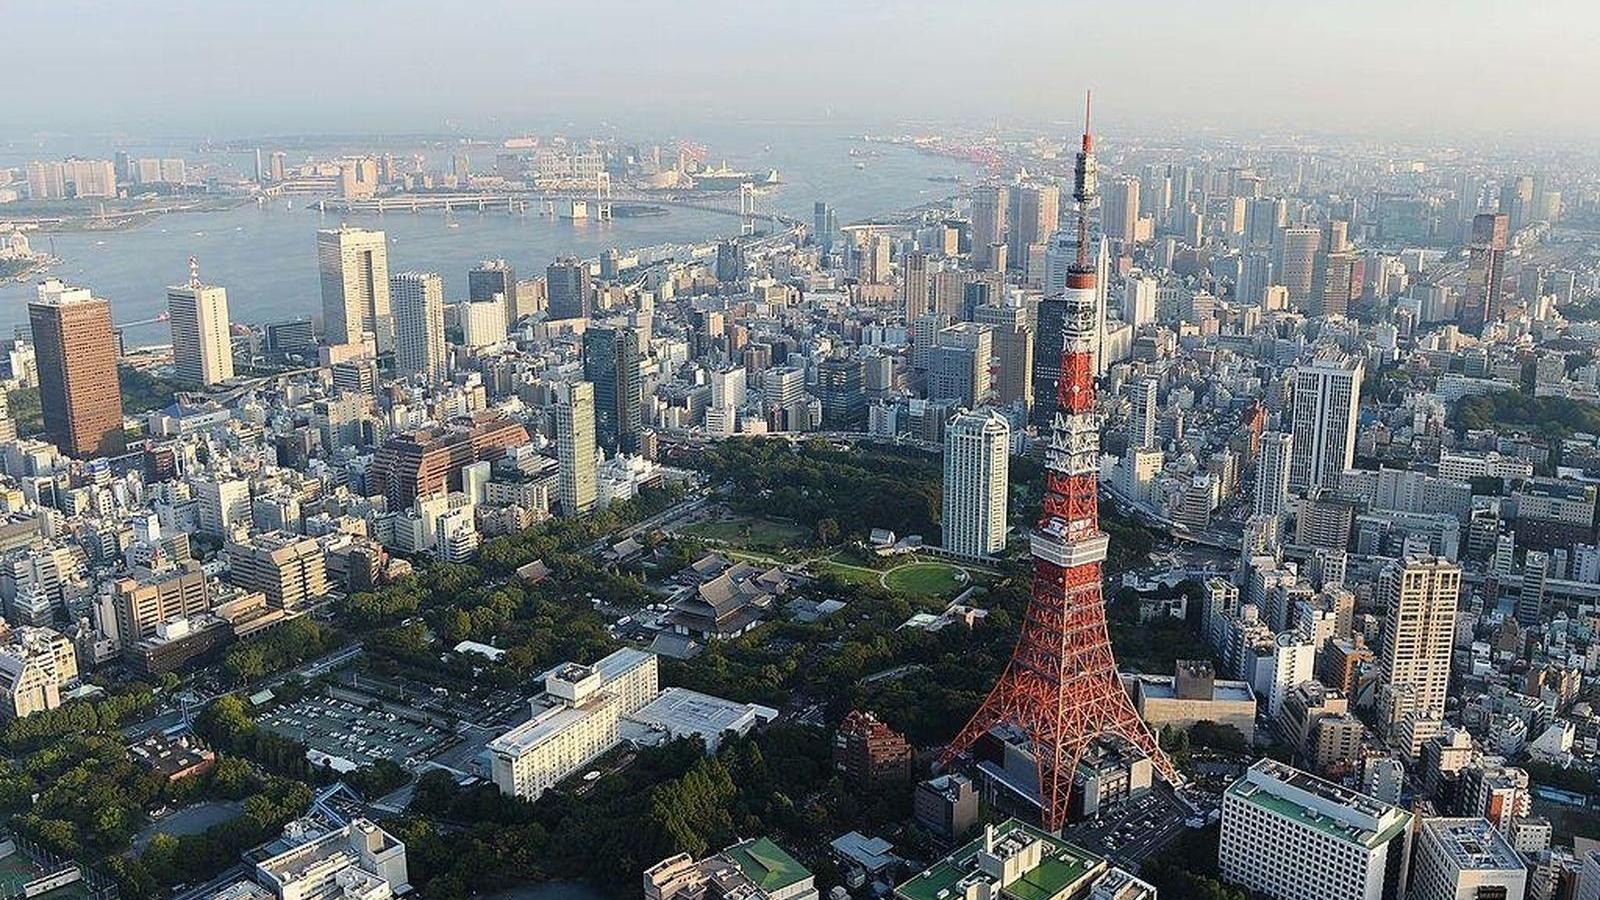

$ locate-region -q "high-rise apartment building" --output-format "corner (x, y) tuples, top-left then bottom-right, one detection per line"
(556, 381), (597, 516)
(317, 227), (393, 351)
(1255, 432), (1293, 517)
(167, 271), (234, 387)
(1377, 556), (1460, 752)
(583, 326), (642, 454)
(1220, 759), (1412, 900)
(547, 257), (592, 320)
(1289, 348), (1362, 493)
(942, 410), (1010, 558)
(971, 185), (1007, 271)
(28, 279), (124, 459)
(390, 271), (447, 381)
(1128, 377), (1158, 451)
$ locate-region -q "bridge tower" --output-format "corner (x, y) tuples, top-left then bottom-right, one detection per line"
(596, 172), (613, 222)
(937, 93), (1181, 833)
(739, 182), (757, 236)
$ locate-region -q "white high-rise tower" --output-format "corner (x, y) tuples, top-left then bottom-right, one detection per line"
(1289, 348), (1363, 493)
(942, 410), (1010, 558)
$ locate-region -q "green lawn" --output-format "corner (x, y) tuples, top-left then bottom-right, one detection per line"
(680, 515), (810, 547)
(815, 559), (882, 587)
(883, 562), (968, 598)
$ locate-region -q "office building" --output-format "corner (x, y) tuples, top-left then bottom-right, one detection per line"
(972, 303), (1034, 410)
(929, 323), (993, 409)
(814, 201), (836, 255)
(1102, 176), (1139, 243)
(28, 279), (124, 459)
(1122, 275), (1156, 328)
(1289, 348), (1362, 493)
(583, 326), (643, 454)
(468, 259), (518, 323)
(1220, 759), (1412, 900)
(1275, 225), (1321, 308)
(1129, 660), (1258, 745)
(971, 185), (1007, 270)
(0, 625), (80, 720)
(225, 531), (330, 609)
(1255, 431), (1293, 517)
(1410, 818), (1526, 900)
(547, 257), (592, 320)
(894, 820), (1121, 900)
(913, 774), (979, 842)
(1007, 183), (1060, 275)
(390, 271), (447, 381)
(317, 227), (392, 351)
(942, 410), (1010, 559)
(1238, 252), (1272, 307)
(113, 560), (209, 642)
(817, 357), (865, 429)
(1461, 213), (1508, 331)
(556, 381), (597, 515)
(902, 250), (930, 319)
(1377, 556), (1459, 752)
(168, 273), (235, 386)
(368, 416), (530, 509)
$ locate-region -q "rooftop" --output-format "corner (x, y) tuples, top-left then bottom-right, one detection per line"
(1227, 759), (1410, 851)
(895, 819), (1102, 900)
(487, 697), (611, 757)
(722, 837), (812, 893)
(1424, 818), (1526, 873)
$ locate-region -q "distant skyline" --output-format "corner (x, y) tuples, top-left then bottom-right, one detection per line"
(8, 0), (1600, 142)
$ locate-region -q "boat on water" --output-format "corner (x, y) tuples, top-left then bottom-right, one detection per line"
(691, 162), (781, 190)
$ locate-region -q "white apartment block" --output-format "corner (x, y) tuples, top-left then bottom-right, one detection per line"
(1220, 759), (1412, 900)
(1289, 348), (1362, 494)
(942, 410), (1009, 558)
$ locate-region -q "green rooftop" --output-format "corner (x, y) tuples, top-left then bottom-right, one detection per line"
(725, 837), (812, 892)
(1228, 769), (1413, 850)
(895, 819), (1103, 900)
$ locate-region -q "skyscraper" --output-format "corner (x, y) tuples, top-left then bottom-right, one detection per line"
(942, 410), (1010, 558)
(929, 323), (993, 409)
(817, 356), (866, 428)
(1499, 174), (1534, 233)
(1237, 252), (1272, 307)
(901, 250), (930, 320)
(547, 257), (592, 320)
(971, 303), (1034, 410)
(970, 185), (1007, 271)
(1461, 212), (1508, 331)
(1007, 182), (1060, 275)
(167, 263), (234, 386)
(29, 279), (124, 459)
(582, 326), (642, 454)
(1128, 376), (1157, 451)
(1274, 225), (1320, 309)
(317, 227), (392, 351)
(1289, 348), (1363, 493)
(1377, 556), (1460, 750)
(555, 381), (597, 516)
(390, 271), (447, 381)
(468, 259), (518, 325)
(1102, 175), (1140, 243)
(1255, 431), (1293, 517)
(813, 200), (835, 255)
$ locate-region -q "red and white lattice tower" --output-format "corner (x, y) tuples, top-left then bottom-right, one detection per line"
(939, 93), (1181, 833)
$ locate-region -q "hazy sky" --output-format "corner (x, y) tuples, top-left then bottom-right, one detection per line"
(10, 0), (1599, 140)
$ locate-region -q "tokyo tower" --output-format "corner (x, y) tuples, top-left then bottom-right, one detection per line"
(939, 94), (1181, 832)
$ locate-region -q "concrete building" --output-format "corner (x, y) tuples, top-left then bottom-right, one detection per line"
(390, 271), (447, 381)
(0, 625), (79, 720)
(168, 276), (235, 386)
(971, 185), (1007, 271)
(555, 381), (598, 516)
(1128, 377), (1158, 452)
(1255, 431), (1293, 517)
(1129, 659), (1258, 745)
(914, 773), (979, 842)
(1290, 348), (1362, 493)
(894, 819), (1115, 900)
(251, 817), (409, 900)
(583, 326), (643, 454)
(834, 709), (913, 786)
(28, 279), (124, 459)
(1377, 556), (1459, 754)
(112, 560), (210, 642)
(930, 323), (993, 409)
(645, 838), (818, 900)
(1410, 818), (1525, 900)
(547, 257), (592, 320)
(1220, 759), (1412, 900)
(226, 532), (330, 609)
(317, 227), (393, 351)
(942, 410), (1010, 559)
(489, 649), (658, 800)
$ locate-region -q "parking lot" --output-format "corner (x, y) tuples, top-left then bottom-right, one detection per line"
(256, 692), (456, 770)
(1064, 783), (1191, 864)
